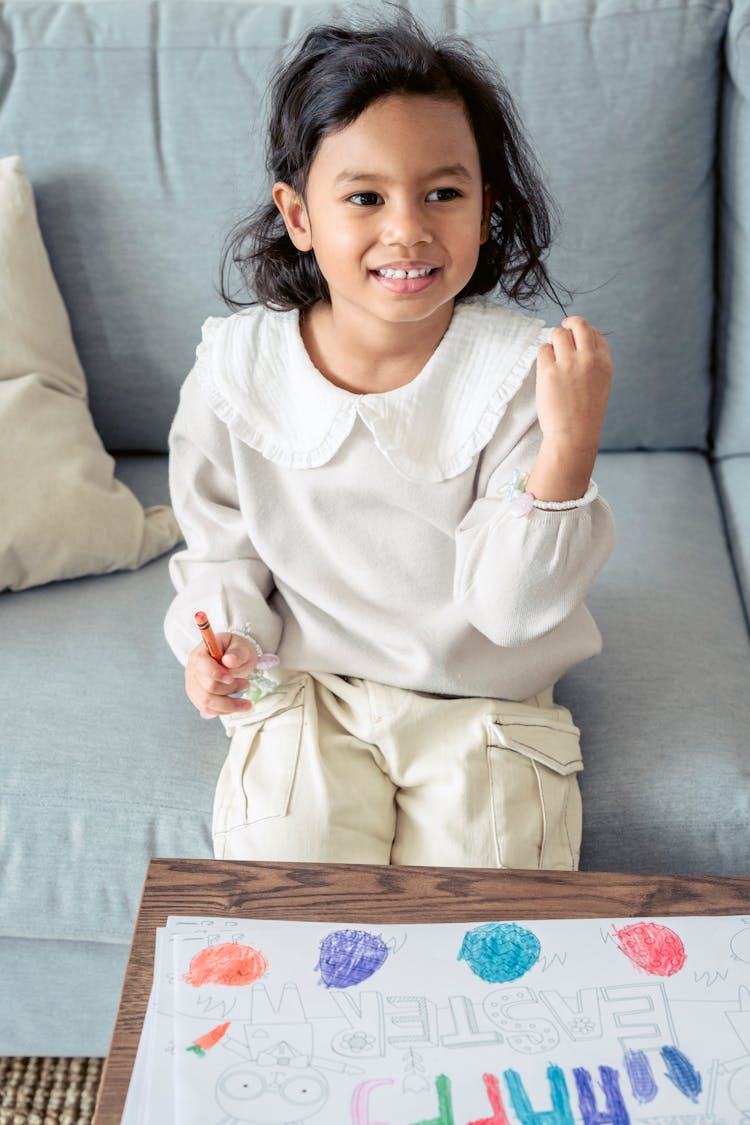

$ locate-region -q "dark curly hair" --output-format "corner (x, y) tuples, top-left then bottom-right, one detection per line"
(220, 12), (566, 314)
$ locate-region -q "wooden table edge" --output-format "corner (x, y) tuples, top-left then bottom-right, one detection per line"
(93, 858), (750, 1124)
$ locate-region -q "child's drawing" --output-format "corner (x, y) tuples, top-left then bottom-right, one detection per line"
(214, 1047), (330, 1124)
(458, 921), (541, 984)
(613, 922), (687, 978)
(123, 914), (750, 1125)
(315, 929), (391, 989)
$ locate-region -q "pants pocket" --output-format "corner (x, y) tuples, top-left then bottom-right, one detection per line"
(213, 678), (306, 839)
(486, 711), (583, 871)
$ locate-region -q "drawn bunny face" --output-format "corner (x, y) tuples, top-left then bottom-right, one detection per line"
(215, 1058), (329, 1123)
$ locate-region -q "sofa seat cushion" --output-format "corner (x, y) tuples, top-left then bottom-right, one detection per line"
(0, 455), (221, 945)
(559, 451), (750, 875)
(0, 937), (127, 1057)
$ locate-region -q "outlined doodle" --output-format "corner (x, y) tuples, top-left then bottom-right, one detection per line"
(402, 1047), (431, 1094)
(539, 987), (603, 1042)
(725, 984), (750, 1056)
(386, 995), (438, 1048)
(328, 991), (386, 1059)
(613, 922), (687, 977)
(483, 987), (560, 1053)
(731, 922), (750, 965)
(192, 992), (238, 1023)
(315, 929), (390, 989)
(727, 1060), (750, 1120)
(635, 1117), (727, 1124)
(458, 922), (541, 983)
(600, 982), (679, 1052)
(214, 1045), (330, 1124)
(693, 969), (729, 987)
(540, 981), (678, 1051)
(539, 952), (568, 972)
(174, 919), (241, 931)
(440, 994), (502, 1049)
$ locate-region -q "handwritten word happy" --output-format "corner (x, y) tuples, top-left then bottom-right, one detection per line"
(354, 1047), (701, 1125)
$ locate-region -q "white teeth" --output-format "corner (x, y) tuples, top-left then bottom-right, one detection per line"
(376, 267), (433, 279)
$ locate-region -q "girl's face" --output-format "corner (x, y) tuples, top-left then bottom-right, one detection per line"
(274, 93), (488, 337)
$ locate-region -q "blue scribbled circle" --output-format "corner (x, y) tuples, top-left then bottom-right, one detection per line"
(458, 922), (541, 983)
(315, 929), (389, 989)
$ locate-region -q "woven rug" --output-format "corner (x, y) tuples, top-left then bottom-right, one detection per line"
(0, 1058), (103, 1125)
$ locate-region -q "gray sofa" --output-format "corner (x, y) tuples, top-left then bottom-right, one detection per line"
(1, 0), (749, 1059)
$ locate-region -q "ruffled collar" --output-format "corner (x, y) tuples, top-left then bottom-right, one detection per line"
(196, 298), (547, 483)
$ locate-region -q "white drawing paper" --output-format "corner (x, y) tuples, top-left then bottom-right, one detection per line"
(126, 912), (750, 1124)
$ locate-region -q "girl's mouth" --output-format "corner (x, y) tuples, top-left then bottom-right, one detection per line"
(371, 266), (440, 293)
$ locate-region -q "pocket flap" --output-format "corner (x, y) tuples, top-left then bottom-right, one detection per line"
(220, 676), (306, 737)
(489, 716), (582, 776)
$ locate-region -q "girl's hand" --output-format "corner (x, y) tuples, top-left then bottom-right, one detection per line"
(526, 316), (612, 503)
(535, 316), (612, 454)
(185, 632), (258, 718)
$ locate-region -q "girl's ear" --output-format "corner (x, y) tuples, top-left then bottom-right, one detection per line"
(480, 184), (493, 244)
(272, 182), (313, 251)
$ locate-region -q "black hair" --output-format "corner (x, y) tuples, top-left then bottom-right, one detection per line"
(220, 11), (567, 314)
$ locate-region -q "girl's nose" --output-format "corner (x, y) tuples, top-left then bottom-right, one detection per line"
(381, 201), (432, 247)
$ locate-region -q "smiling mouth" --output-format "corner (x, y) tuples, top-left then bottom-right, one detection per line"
(373, 267), (438, 279)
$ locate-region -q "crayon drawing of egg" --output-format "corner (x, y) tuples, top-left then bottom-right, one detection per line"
(613, 921), (686, 977)
(458, 922), (541, 983)
(183, 942), (268, 987)
(315, 929), (390, 988)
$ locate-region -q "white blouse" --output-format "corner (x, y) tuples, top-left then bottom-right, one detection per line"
(164, 298), (614, 701)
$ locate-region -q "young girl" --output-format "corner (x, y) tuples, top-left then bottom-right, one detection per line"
(164, 15), (614, 871)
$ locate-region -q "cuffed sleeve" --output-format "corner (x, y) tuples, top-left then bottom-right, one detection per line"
(454, 489), (614, 646)
(163, 366), (283, 666)
(453, 374), (615, 648)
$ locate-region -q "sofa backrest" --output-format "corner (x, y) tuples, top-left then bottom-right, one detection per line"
(0, 0), (731, 454)
(716, 0), (750, 458)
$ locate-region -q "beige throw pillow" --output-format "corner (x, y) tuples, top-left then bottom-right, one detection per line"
(0, 156), (181, 591)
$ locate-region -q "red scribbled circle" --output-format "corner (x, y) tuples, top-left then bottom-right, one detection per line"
(183, 942), (268, 987)
(614, 921), (686, 976)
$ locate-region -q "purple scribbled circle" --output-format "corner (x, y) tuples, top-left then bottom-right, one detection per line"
(315, 929), (389, 988)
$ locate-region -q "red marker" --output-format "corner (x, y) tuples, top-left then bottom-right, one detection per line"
(194, 611), (223, 662)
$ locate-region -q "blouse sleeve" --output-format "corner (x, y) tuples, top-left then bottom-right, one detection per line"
(163, 362), (283, 666)
(453, 365), (615, 647)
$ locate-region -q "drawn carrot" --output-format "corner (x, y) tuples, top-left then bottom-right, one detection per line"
(186, 1021), (230, 1057)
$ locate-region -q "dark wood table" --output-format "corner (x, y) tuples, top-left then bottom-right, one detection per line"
(92, 857), (750, 1124)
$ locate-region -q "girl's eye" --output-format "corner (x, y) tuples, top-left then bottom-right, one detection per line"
(426, 187), (461, 202)
(348, 192), (383, 206)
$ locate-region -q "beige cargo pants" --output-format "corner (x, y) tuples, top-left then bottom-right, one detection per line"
(213, 671), (583, 870)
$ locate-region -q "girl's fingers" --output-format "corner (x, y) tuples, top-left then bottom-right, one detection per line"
(549, 325), (575, 355)
(195, 652), (234, 688)
(201, 695), (254, 717)
(561, 315), (597, 351)
(221, 634), (259, 671)
(202, 670), (251, 697)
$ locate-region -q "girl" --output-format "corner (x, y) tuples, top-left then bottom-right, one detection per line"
(164, 15), (614, 871)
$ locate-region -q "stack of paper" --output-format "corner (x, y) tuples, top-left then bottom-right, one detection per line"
(123, 913), (750, 1123)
